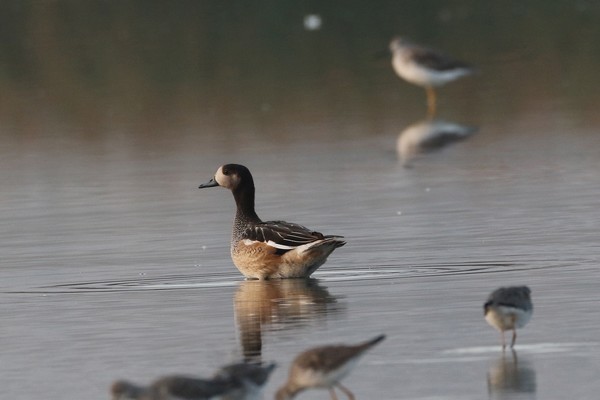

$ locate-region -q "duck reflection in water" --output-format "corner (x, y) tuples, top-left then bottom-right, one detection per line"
(397, 119), (477, 167)
(234, 279), (342, 362)
(487, 350), (536, 400)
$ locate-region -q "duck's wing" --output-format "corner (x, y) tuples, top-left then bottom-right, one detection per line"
(244, 220), (328, 251)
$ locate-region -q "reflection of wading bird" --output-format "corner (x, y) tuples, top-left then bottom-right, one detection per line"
(396, 119), (477, 166)
(487, 350), (537, 397)
(389, 37), (474, 117)
(484, 286), (533, 349)
(110, 362), (276, 400)
(275, 335), (385, 400)
(198, 164), (345, 280)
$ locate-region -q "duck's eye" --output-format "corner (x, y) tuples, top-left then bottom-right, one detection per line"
(222, 168), (230, 175)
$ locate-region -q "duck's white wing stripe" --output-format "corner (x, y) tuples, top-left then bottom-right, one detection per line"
(245, 237), (302, 250)
(265, 240), (297, 250)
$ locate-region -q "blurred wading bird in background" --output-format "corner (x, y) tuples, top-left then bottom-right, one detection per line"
(389, 37), (474, 117)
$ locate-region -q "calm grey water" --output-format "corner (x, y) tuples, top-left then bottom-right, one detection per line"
(2, 1), (600, 399)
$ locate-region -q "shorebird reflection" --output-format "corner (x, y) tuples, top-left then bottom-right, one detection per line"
(397, 119), (477, 167)
(487, 350), (536, 399)
(234, 279), (342, 362)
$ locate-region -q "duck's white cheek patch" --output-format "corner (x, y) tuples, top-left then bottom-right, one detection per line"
(215, 167), (227, 186)
(215, 167), (240, 189)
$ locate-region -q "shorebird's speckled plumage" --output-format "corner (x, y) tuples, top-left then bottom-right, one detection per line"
(484, 286), (533, 349)
(199, 164), (345, 280)
(275, 334), (385, 400)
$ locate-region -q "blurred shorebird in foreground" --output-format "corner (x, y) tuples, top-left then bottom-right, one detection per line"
(111, 362), (275, 400)
(110, 376), (232, 400)
(389, 37), (474, 117)
(275, 334), (385, 400)
(198, 164), (345, 279)
(484, 286), (533, 349)
(397, 119), (477, 167)
(214, 362), (276, 400)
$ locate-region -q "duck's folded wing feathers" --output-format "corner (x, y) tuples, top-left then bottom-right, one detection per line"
(245, 221), (326, 250)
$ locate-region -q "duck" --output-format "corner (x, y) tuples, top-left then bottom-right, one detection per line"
(275, 334), (386, 400)
(389, 37), (474, 117)
(198, 164), (346, 280)
(484, 286), (533, 349)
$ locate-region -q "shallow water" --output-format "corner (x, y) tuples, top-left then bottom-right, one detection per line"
(2, 1), (600, 399)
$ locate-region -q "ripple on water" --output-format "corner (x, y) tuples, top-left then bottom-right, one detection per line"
(443, 342), (600, 356)
(9, 271), (242, 294)
(6, 260), (569, 294)
(313, 259), (568, 281)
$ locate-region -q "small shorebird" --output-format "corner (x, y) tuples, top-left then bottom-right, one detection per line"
(275, 334), (385, 400)
(213, 362), (276, 400)
(198, 164), (346, 280)
(111, 362), (275, 400)
(484, 286), (533, 349)
(110, 376), (234, 400)
(389, 37), (473, 116)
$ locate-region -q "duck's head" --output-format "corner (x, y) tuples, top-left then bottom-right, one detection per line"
(199, 164), (253, 191)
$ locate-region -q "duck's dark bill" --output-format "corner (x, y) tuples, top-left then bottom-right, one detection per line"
(199, 178), (219, 188)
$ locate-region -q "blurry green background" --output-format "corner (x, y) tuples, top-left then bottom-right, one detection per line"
(2, 0), (598, 140)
